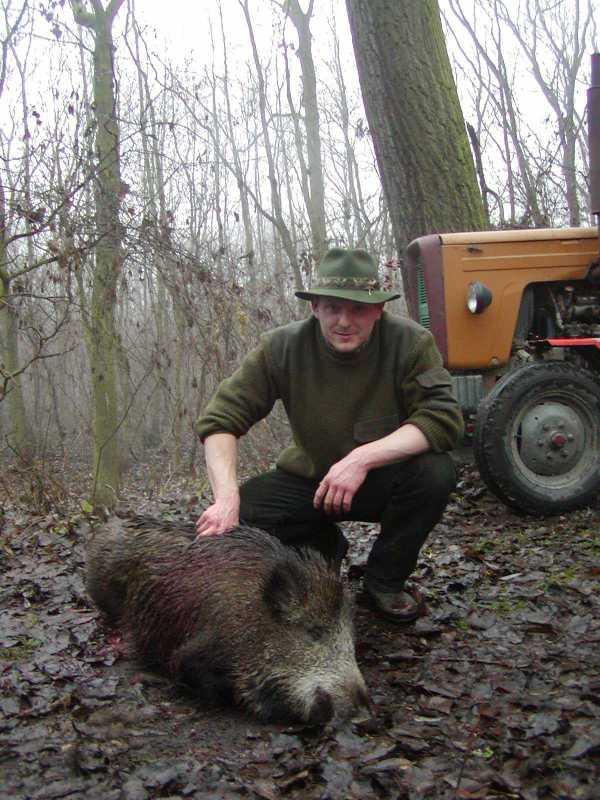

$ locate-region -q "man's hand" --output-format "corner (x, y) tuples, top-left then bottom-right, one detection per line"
(314, 425), (431, 516)
(195, 494), (240, 537)
(197, 433), (240, 536)
(313, 453), (368, 516)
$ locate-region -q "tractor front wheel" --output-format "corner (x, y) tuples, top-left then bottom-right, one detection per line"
(474, 362), (600, 515)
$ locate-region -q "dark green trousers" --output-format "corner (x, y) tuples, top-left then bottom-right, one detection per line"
(239, 452), (456, 592)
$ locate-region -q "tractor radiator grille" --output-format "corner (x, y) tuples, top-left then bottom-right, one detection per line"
(416, 262), (430, 329)
(451, 374), (484, 411)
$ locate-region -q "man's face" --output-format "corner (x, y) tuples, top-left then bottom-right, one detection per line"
(311, 297), (384, 353)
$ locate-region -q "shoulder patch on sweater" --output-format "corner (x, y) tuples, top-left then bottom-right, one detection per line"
(415, 367), (453, 389)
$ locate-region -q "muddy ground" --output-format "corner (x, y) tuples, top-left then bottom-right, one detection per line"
(1, 460), (599, 800)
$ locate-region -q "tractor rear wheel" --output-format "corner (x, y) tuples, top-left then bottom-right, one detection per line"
(474, 362), (600, 515)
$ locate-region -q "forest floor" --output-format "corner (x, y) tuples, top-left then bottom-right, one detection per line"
(1, 454), (599, 800)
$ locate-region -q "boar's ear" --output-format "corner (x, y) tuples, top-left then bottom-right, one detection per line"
(263, 559), (307, 618)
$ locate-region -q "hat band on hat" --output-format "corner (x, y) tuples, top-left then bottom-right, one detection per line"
(316, 277), (381, 294)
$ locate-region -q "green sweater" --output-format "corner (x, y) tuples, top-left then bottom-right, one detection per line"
(195, 313), (463, 479)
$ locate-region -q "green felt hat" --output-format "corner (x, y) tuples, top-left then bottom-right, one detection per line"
(295, 248), (400, 304)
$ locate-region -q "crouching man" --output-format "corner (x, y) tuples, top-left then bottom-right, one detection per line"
(195, 248), (463, 623)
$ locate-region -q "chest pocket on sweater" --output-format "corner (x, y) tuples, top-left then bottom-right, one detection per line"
(354, 413), (400, 444)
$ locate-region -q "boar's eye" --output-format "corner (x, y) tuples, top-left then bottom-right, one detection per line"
(307, 624), (326, 641)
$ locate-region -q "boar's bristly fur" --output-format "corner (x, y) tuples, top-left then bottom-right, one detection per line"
(85, 514), (369, 724)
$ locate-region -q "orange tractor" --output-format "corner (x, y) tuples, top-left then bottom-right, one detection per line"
(404, 55), (600, 515)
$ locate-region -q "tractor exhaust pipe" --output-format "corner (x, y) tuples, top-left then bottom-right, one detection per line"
(589, 53), (600, 242)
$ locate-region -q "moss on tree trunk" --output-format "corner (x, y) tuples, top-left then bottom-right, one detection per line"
(71, 0), (125, 509)
(0, 269), (31, 457)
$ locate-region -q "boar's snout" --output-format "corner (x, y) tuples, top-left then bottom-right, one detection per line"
(305, 672), (370, 726)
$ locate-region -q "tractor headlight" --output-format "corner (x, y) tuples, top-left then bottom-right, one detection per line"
(467, 281), (492, 314)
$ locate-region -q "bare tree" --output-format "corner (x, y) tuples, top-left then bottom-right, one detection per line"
(320, 14), (384, 252)
(239, 0), (304, 292)
(277, 0), (327, 261)
(217, 2), (256, 292)
(70, 0), (126, 508)
(1, 1), (83, 456)
(496, 0), (592, 227)
(445, 0), (595, 228)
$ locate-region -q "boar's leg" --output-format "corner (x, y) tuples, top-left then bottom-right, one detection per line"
(170, 633), (234, 705)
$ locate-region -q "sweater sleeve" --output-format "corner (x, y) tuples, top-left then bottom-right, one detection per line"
(400, 329), (464, 452)
(194, 339), (279, 442)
